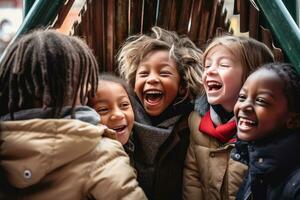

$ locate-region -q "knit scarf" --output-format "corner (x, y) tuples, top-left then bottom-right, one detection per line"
(199, 110), (236, 143)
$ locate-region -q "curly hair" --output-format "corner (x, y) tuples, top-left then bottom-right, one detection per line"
(259, 63), (300, 113)
(117, 26), (204, 100)
(203, 35), (274, 82)
(0, 29), (99, 119)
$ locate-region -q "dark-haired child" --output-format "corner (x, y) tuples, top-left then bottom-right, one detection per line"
(234, 63), (300, 200)
(88, 73), (136, 165)
(0, 30), (146, 200)
(118, 26), (203, 200)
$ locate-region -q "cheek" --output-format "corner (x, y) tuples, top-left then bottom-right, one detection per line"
(100, 115), (110, 127)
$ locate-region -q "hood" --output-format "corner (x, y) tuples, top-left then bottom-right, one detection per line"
(0, 119), (108, 189)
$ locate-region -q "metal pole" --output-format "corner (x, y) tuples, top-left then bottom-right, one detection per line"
(255, 0), (300, 74)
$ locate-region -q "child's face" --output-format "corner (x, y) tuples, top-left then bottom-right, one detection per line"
(203, 45), (244, 111)
(234, 69), (290, 141)
(89, 81), (134, 145)
(134, 50), (181, 116)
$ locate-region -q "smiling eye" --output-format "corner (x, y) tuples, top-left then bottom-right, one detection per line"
(220, 63), (230, 67)
(97, 107), (109, 114)
(120, 101), (131, 109)
(160, 70), (172, 77)
(238, 94), (246, 102)
(256, 97), (269, 105)
(137, 70), (149, 77)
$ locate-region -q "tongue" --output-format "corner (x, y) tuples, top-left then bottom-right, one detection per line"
(146, 94), (162, 103)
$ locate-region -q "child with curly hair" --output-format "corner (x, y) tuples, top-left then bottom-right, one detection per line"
(118, 26), (203, 200)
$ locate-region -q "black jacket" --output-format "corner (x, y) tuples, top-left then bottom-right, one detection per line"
(233, 131), (300, 200)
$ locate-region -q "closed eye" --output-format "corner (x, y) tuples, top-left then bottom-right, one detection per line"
(238, 94), (246, 102)
(96, 107), (109, 114)
(256, 97), (269, 106)
(120, 101), (131, 109)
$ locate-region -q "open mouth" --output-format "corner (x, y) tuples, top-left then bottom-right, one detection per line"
(238, 117), (257, 130)
(207, 81), (222, 91)
(144, 90), (163, 104)
(112, 125), (127, 134)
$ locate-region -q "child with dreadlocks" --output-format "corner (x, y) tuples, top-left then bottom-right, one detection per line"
(233, 63), (300, 200)
(183, 35), (274, 200)
(0, 30), (146, 200)
(117, 26), (203, 200)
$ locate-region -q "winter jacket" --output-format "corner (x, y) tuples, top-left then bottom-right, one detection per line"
(235, 131), (300, 200)
(132, 98), (193, 200)
(0, 118), (147, 200)
(183, 111), (248, 200)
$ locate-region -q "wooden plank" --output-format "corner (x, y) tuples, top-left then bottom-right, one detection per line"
(248, 1), (259, 39)
(188, 0), (203, 41)
(197, 0), (213, 48)
(142, 0), (157, 33)
(116, 0), (128, 58)
(207, 0), (220, 39)
(177, 0), (193, 34)
(105, 0), (115, 72)
(129, 0), (143, 35)
(240, 0), (249, 32)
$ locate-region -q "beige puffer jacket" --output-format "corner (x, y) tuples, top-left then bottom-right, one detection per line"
(0, 119), (147, 200)
(183, 111), (247, 200)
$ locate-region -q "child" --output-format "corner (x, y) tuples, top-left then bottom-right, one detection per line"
(234, 63), (300, 200)
(117, 26), (203, 200)
(0, 30), (146, 200)
(183, 35), (274, 200)
(88, 73), (135, 164)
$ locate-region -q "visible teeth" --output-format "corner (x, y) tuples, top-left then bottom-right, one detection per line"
(239, 118), (256, 125)
(207, 81), (222, 87)
(145, 91), (162, 95)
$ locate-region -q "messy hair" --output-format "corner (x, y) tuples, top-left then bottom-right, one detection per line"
(0, 29), (99, 119)
(203, 35), (274, 82)
(117, 26), (204, 100)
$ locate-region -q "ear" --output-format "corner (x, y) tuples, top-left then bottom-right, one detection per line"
(286, 113), (300, 129)
(178, 85), (187, 96)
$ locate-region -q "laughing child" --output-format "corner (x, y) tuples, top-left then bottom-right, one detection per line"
(234, 63), (300, 200)
(183, 35), (274, 200)
(118, 26), (203, 200)
(88, 73), (135, 164)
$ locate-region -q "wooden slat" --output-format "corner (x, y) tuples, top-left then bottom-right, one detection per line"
(248, 1), (259, 39)
(188, 0), (203, 41)
(207, 0), (221, 39)
(196, 0), (213, 48)
(240, 0), (249, 32)
(105, 0), (115, 72)
(129, 0), (143, 35)
(176, 0), (193, 34)
(142, 0), (157, 33)
(116, 0), (128, 60)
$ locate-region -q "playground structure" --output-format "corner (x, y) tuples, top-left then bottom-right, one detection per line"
(1, 0), (300, 73)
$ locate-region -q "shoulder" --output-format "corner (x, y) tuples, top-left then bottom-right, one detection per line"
(282, 168), (300, 199)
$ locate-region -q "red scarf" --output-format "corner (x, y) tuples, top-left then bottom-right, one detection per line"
(199, 111), (237, 143)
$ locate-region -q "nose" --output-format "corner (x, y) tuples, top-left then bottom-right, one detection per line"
(239, 100), (254, 112)
(110, 108), (125, 121)
(205, 63), (218, 75)
(146, 73), (159, 84)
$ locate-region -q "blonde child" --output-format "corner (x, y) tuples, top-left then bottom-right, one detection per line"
(118, 26), (203, 200)
(0, 30), (146, 200)
(183, 35), (274, 200)
(88, 73), (135, 164)
(234, 63), (300, 200)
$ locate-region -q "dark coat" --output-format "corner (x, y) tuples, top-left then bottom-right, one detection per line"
(234, 131), (300, 200)
(132, 98), (193, 200)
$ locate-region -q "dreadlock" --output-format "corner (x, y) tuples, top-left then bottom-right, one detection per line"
(260, 63), (300, 113)
(0, 29), (98, 119)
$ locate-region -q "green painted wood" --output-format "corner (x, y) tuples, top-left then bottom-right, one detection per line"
(256, 0), (300, 74)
